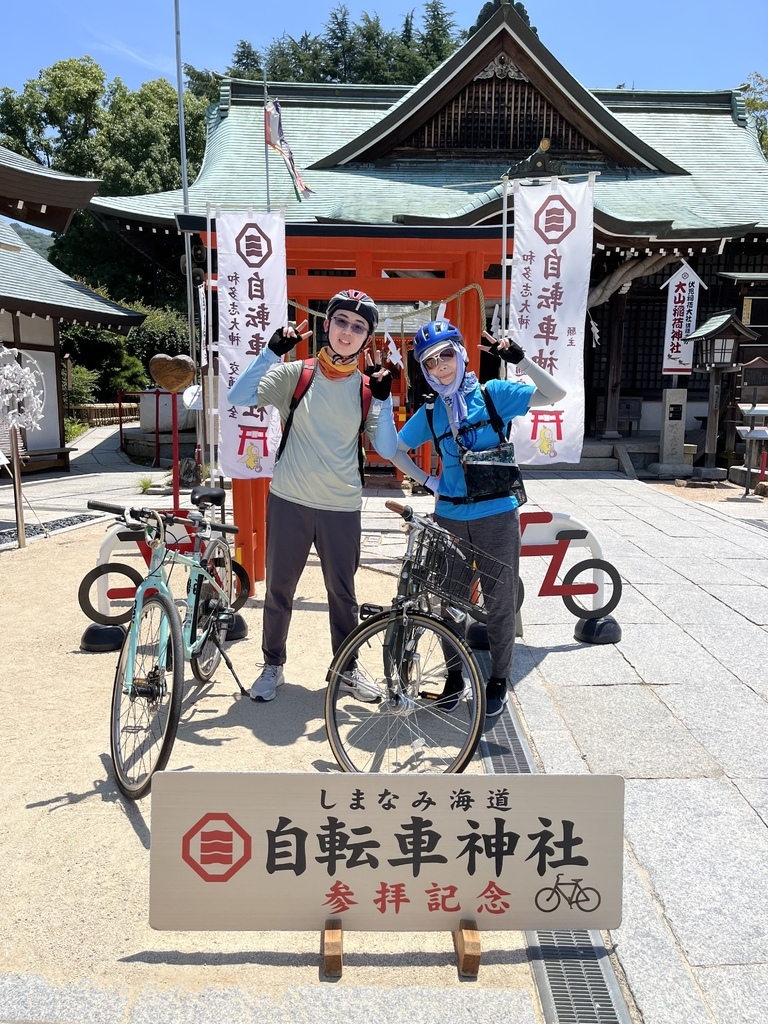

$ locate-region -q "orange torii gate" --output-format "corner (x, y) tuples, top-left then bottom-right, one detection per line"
(206, 225), (511, 583)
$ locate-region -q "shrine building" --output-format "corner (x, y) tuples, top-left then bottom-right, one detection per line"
(88, 1), (768, 462)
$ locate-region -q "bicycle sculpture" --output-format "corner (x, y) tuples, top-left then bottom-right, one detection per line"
(85, 487), (249, 799)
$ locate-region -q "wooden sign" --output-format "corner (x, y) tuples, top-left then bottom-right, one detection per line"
(149, 353), (195, 393)
(150, 773), (624, 932)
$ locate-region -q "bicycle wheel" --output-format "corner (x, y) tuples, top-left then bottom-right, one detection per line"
(561, 558), (622, 620)
(231, 560), (251, 612)
(111, 592), (183, 799)
(325, 611), (485, 774)
(575, 886), (601, 912)
(534, 886), (561, 912)
(190, 537), (233, 682)
(78, 562), (144, 626)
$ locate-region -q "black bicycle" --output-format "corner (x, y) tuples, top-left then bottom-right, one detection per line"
(325, 501), (505, 775)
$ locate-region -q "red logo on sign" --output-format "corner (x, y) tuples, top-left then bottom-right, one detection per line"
(534, 195), (576, 245)
(182, 812), (252, 882)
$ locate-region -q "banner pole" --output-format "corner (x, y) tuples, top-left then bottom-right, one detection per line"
(500, 175), (509, 339)
(263, 70), (272, 213)
(207, 203), (216, 484)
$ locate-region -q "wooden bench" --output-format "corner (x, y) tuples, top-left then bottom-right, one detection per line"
(595, 396), (643, 435)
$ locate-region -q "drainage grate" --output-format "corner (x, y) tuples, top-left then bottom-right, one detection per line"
(473, 647), (633, 1024)
(0, 513), (101, 547)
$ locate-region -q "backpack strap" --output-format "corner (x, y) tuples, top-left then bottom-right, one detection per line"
(480, 384), (508, 444)
(276, 358), (318, 464)
(423, 394), (452, 456)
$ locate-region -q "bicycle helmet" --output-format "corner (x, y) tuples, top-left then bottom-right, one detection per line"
(413, 319), (464, 364)
(326, 289), (379, 332)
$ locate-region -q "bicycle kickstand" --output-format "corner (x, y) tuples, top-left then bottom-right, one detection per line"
(211, 630), (249, 697)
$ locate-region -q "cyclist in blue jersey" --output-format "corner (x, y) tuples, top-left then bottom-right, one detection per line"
(390, 319), (566, 719)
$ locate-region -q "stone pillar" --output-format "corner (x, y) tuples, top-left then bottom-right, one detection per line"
(649, 388), (692, 479)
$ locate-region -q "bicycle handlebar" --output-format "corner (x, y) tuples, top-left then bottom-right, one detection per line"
(385, 500), (414, 521)
(87, 499), (237, 534)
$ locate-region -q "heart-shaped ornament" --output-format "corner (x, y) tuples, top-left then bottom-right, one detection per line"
(149, 353), (196, 393)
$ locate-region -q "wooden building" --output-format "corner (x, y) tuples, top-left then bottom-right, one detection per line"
(0, 145), (144, 471)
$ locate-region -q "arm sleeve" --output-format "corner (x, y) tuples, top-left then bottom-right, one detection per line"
(227, 347), (281, 408)
(390, 408), (433, 485)
(390, 440), (430, 485)
(518, 357), (567, 408)
(369, 397), (398, 459)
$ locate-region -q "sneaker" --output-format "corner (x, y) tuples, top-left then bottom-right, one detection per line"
(339, 668), (381, 703)
(250, 664), (285, 702)
(437, 671), (465, 713)
(485, 677), (508, 719)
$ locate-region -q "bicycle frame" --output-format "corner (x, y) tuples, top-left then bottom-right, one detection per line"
(122, 519), (231, 696)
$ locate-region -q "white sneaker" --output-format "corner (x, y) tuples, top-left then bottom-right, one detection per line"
(250, 664), (285, 702)
(339, 668), (381, 703)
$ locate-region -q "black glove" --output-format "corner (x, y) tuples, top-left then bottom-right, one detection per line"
(267, 323), (300, 357)
(487, 338), (526, 364)
(368, 367), (392, 401)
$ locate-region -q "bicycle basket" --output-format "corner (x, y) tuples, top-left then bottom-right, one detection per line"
(409, 522), (510, 616)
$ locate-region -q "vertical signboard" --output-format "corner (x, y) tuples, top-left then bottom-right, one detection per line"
(216, 211), (287, 479)
(661, 261), (706, 375)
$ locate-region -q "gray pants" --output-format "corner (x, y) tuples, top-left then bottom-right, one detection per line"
(263, 493), (361, 665)
(435, 509), (520, 681)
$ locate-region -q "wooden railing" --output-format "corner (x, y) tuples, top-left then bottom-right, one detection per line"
(69, 403), (139, 426)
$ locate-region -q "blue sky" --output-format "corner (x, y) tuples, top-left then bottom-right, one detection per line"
(3, 0), (767, 96)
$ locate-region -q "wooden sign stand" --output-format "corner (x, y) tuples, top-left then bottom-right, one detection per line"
(321, 919), (481, 979)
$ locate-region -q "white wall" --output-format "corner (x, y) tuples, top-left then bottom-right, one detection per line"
(640, 399), (708, 433)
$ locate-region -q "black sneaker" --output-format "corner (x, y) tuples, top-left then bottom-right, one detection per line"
(485, 677), (508, 719)
(437, 671), (465, 713)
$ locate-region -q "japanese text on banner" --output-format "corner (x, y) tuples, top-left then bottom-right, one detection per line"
(217, 211), (287, 479)
(507, 179), (594, 465)
(661, 261), (705, 375)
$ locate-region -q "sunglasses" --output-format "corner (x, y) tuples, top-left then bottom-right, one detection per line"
(330, 314), (369, 338)
(423, 348), (457, 371)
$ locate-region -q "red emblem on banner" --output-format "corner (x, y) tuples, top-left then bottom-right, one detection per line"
(534, 196), (576, 245)
(182, 812), (252, 882)
(235, 223), (273, 269)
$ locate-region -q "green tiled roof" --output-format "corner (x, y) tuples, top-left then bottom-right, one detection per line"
(0, 144), (100, 232)
(89, 8), (768, 240)
(0, 220), (144, 332)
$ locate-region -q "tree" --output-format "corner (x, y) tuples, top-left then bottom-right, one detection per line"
(264, 32), (327, 82)
(0, 56), (107, 173)
(10, 223), (53, 258)
(741, 72), (768, 158)
(418, 0), (459, 67)
(227, 40), (263, 79)
(349, 14), (402, 85)
(324, 4), (356, 83)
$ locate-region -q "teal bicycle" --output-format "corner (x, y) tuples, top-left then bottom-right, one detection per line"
(87, 487), (247, 799)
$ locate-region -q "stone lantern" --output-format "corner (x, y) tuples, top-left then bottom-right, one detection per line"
(685, 310), (758, 471)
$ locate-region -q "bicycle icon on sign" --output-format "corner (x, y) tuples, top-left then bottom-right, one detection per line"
(534, 873), (602, 913)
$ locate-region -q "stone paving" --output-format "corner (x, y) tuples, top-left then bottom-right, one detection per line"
(1, 426), (768, 1023)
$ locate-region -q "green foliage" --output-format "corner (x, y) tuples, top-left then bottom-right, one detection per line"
(227, 40), (263, 79)
(9, 223), (53, 257)
(124, 304), (191, 364)
(742, 72), (768, 158)
(64, 417), (89, 443)
(65, 363), (99, 404)
(418, 0), (459, 66)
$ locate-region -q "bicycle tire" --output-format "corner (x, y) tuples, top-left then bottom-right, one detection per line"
(561, 558), (622, 620)
(534, 886), (561, 912)
(231, 560), (251, 612)
(78, 562), (144, 626)
(190, 537), (233, 682)
(575, 886), (601, 912)
(110, 592), (184, 800)
(325, 610), (486, 774)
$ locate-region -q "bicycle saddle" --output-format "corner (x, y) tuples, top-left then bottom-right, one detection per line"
(190, 485), (226, 507)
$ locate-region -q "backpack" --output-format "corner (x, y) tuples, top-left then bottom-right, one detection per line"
(275, 358), (373, 485)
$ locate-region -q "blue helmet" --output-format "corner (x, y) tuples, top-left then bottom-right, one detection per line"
(413, 319), (464, 363)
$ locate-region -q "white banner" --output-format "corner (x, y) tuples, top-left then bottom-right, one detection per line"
(660, 261), (705, 375)
(506, 178), (594, 465)
(217, 211), (287, 479)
